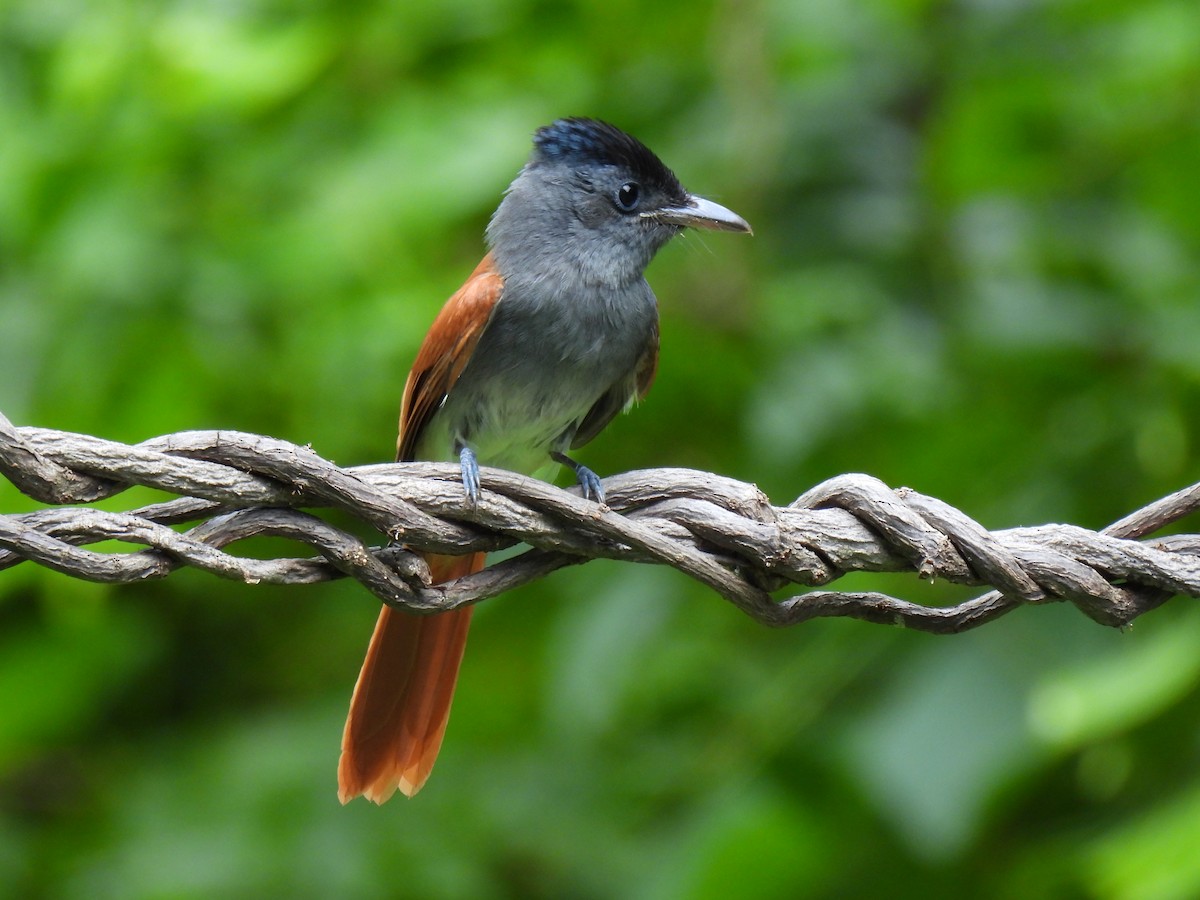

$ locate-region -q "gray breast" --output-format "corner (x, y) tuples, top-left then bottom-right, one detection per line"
(440, 275), (658, 465)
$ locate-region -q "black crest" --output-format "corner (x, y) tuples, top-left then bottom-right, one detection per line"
(532, 118), (684, 199)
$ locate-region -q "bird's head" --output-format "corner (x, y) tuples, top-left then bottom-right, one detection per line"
(487, 118), (751, 288)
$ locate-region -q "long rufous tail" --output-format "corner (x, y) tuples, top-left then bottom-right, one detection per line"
(337, 552), (485, 803)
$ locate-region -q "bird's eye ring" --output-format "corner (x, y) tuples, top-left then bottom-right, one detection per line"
(615, 182), (641, 212)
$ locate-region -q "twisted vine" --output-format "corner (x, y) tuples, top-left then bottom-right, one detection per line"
(2, 411), (1198, 633)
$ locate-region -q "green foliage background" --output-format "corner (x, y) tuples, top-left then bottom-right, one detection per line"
(3, 0), (1200, 896)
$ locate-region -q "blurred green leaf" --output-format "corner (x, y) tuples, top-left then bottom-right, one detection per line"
(1085, 778), (1200, 900)
(1028, 609), (1200, 750)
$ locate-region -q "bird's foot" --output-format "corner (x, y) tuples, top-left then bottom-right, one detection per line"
(458, 445), (480, 504)
(551, 451), (605, 504)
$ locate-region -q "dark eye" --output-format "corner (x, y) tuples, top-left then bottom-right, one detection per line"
(615, 182), (641, 212)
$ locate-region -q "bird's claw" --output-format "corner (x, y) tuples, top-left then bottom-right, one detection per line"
(552, 451), (605, 504)
(458, 445), (480, 504)
(575, 466), (605, 504)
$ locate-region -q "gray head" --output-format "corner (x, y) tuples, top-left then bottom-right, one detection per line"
(487, 118), (751, 288)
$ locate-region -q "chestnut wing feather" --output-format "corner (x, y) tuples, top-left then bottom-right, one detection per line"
(398, 254), (505, 462)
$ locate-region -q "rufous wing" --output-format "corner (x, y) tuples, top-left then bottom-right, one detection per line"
(398, 254), (504, 462)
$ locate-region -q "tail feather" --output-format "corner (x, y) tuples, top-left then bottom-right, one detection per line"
(338, 552), (485, 803)
(398, 602), (474, 795)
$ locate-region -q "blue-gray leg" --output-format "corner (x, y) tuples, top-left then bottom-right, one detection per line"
(551, 451), (605, 504)
(458, 444), (481, 504)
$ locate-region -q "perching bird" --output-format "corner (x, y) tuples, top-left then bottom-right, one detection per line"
(338, 117), (751, 803)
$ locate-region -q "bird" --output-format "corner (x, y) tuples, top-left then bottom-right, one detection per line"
(337, 117), (751, 803)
